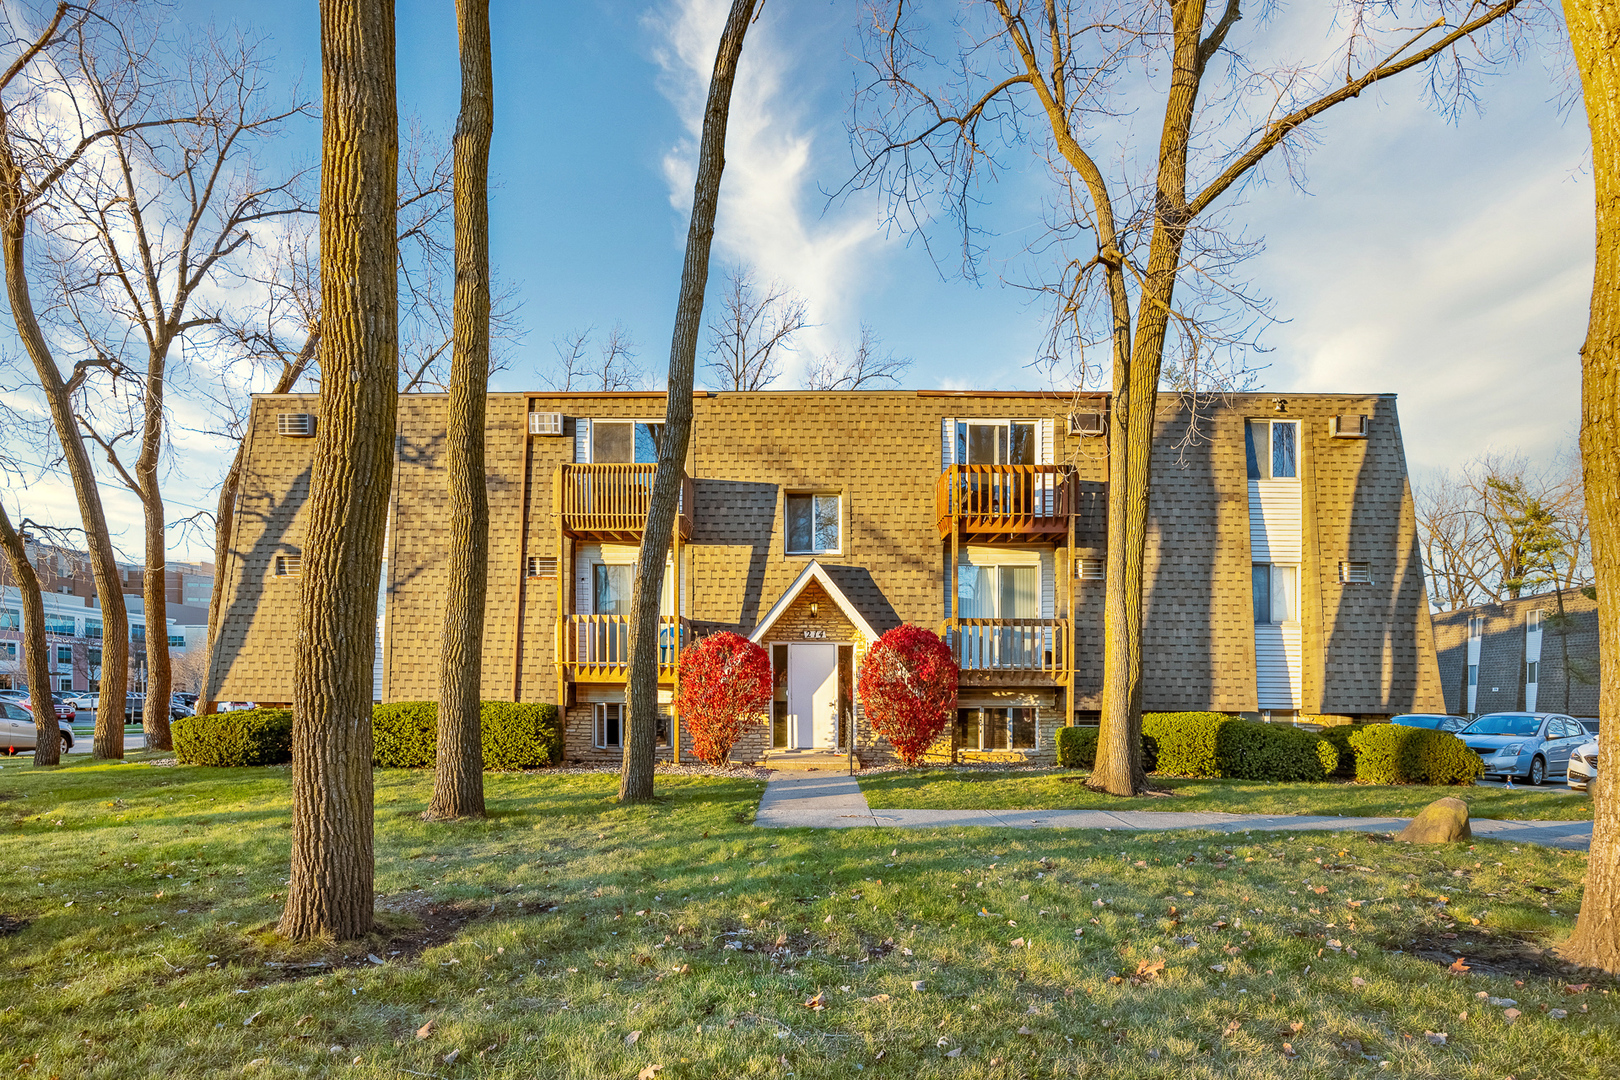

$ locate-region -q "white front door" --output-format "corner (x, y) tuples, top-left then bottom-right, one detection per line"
(788, 643), (838, 749)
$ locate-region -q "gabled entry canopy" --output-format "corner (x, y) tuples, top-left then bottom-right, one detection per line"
(748, 560), (881, 645)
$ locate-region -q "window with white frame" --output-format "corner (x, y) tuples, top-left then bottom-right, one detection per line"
(1527, 609), (1543, 632)
(957, 563), (1038, 620)
(1527, 660), (1539, 685)
(590, 420), (662, 464)
(1468, 615), (1484, 640)
(1245, 420), (1299, 479)
(785, 493), (840, 555)
(59, 677), (72, 692)
(955, 420), (1038, 465)
(954, 706), (1037, 750)
(1251, 563), (1298, 624)
(56, 646), (71, 664)
(593, 703), (623, 749)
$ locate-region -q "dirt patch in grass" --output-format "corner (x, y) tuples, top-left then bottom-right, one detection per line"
(0, 914), (29, 936)
(1392, 927), (1620, 986)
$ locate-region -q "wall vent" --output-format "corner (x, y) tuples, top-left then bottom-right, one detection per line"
(1067, 411), (1105, 436)
(1331, 413), (1367, 438)
(529, 411), (564, 436)
(1338, 560), (1371, 584)
(1075, 557), (1105, 580)
(274, 553), (302, 578)
(277, 412), (316, 438)
(526, 556), (558, 578)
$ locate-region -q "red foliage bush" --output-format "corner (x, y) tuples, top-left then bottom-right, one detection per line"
(856, 625), (958, 766)
(677, 631), (773, 766)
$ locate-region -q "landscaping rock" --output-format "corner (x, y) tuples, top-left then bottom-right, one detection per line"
(1397, 797), (1472, 843)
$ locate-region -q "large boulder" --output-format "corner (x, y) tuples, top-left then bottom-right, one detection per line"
(1397, 796), (1472, 843)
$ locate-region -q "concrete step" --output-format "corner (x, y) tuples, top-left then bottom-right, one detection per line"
(763, 749), (859, 772)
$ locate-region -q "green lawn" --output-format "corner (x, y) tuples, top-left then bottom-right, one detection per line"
(858, 768), (1595, 820)
(0, 758), (1613, 1079)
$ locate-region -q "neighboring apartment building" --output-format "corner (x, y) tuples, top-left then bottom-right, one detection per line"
(208, 390), (1444, 764)
(1432, 588), (1600, 718)
(0, 539), (213, 696)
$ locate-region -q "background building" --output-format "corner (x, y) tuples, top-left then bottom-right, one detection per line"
(1432, 588), (1600, 719)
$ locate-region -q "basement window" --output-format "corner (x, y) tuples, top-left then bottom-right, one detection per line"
(594, 703), (622, 750)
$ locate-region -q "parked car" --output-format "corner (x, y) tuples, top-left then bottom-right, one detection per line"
(11, 695), (75, 724)
(169, 699), (196, 719)
(50, 694), (77, 723)
(1578, 718), (1600, 737)
(1391, 713), (1470, 732)
(173, 692), (199, 709)
(0, 700), (73, 755)
(217, 701), (257, 712)
(1458, 712), (1592, 785)
(65, 692), (99, 711)
(1567, 739), (1599, 792)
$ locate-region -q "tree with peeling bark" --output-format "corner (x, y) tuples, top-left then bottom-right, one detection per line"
(54, 29), (308, 752)
(279, 0), (398, 942)
(850, 0), (1540, 796)
(425, 0), (494, 822)
(0, 501), (59, 765)
(0, 1), (206, 759)
(621, 0), (761, 804)
(1557, 0), (1620, 976)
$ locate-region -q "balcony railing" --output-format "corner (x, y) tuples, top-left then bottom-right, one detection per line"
(558, 464), (694, 542)
(942, 618), (1068, 680)
(560, 614), (689, 682)
(936, 465), (1072, 540)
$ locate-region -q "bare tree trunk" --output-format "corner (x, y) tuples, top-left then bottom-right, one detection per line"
(0, 503), (59, 765)
(279, 0), (398, 942)
(0, 149), (129, 760)
(425, 0), (492, 822)
(1559, 0), (1620, 974)
(137, 370), (172, 751)
(621, 0), (759, 803)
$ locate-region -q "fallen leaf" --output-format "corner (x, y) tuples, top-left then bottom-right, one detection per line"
(1017, 1026), (1034, 1035)
(1009, 937), (1026, 948)
(1135, 958), (1165, 979)
(443, 1049), (460, 1065)
(625, 1030), (641, 1046)
(367, 954), (384, 966)
(911, 980), (926, 992)
(804, 993), (826, 1010)
(1549, 1009), (1568, 1020)
(944, 1047), (962, 1058)
(243, 1011), (262, 1026)
(1448, 957), (1471, 974)
(1351, 977), (1367, 988)
(416, 1020), (435, 1040)
(637, 1067), (664, 1080)
(863, 993), (891, 1003)
(1503, 1009), (1521, 1023)
(1224, 1020), (1241, 1037)
(1424, 1031), (1447, 1045)
(1566, 983), (1591, 994)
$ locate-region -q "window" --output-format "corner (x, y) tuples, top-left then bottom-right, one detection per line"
(59, 678), (72, 692)
(593, 563), (634, 616)
(1526, 660), (1539, 685)
(786, 493), (840, 555)
(56, 646), (72, 664)
(956, 421), (1037, 465)
(593, 703), (623, 749)
(85, 620), (102, 640)
(0, 642), (14, 659)
(1245, 420), (1298, 479)
(1251, 564), (1298, 624)
(1468, 664), (1478, 687)
(183, 580), (212, 606)
(45, 614), (75, 636)
(1468, 616), (1484, 641)
(274, 554), (301, 577)
(958, 564), (1038, 619)
(591, 421), (661, 464)
(87, 647), (101, 666)
(0, 608), (17, 630)
(1338, 561), (1371, 584)
(132, 625), (146, 644)
(168, 635), (186, 648)
(1075, 557), (1104, 580)
(771, 644), (788, 749)
(1527, 609), (1543, 632)
(955, 707), (1037, 751)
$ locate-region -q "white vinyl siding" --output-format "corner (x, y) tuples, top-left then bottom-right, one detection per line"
(1255, 624), (1302, 709)
(1249, 457), (1304, 709)
(941, 417), (956, 469)
(573, 418), (591, 463)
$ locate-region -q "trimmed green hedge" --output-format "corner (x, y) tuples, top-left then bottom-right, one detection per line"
(1319, 725), (1368, 779)
(371, 701), (562, 770)
(1348, 724), (1483, 785)
(173, 708), (293, 767)
(1056, 726), (1158, 773)
(1141, 712), (1339, 782)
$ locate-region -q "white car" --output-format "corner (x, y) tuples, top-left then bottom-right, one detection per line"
(0, 700), (74, 756)
(1567, 739), (1599, 792)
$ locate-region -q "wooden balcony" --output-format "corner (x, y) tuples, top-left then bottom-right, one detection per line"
(936, 465), (1072, 542)
(557, 464), (694, 543)
(941, 618), (1069, 684)
(560, 614), (689, 684)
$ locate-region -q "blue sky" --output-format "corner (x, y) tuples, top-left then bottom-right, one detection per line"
(2, 0), (1596, 565)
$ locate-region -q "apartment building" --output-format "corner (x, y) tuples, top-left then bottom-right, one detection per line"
(1431, 588), (1599, 719)
(0, 586), (177, 694)
(207, 390), (1444, 763)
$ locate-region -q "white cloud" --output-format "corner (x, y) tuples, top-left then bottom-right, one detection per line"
(648, 0), (886, 381)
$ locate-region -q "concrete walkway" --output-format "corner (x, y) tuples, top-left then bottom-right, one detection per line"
(753, 770), (1594, 850)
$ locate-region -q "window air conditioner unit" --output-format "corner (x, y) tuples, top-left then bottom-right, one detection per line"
(1067, 411), (1105, 436)
(529, 411), (564, 436)
(277, 412), (316, 438)
(1331, 413), (1367, 438)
